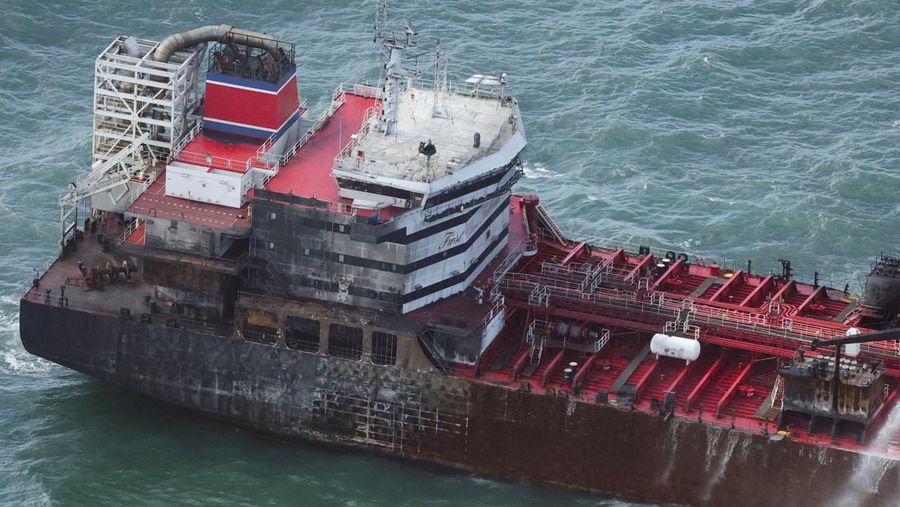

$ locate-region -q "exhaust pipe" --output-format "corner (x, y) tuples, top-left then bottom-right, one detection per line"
(152, 24), (280, 63)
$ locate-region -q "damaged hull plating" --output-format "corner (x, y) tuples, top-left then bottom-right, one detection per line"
(20, 299), (898, 506)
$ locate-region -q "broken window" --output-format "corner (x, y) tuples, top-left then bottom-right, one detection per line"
(285, 316), (320, 352)
(371, 332), (397, 365)
(328, 324), (362, 360)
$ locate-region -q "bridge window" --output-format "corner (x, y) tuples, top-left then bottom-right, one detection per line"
(285, 317), (320, 352)
(242, 323), (277, 345)
(328, 324), (362, 360)
(372, 332), (397, 365)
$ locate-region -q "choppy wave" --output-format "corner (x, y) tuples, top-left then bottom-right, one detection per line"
(1, 0), (898, 505)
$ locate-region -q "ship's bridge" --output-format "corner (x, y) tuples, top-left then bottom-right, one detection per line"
(332, 77), (525, 214)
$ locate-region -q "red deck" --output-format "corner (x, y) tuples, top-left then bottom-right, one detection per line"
(266, 93), (374, 200)
(264, 93), (402, 220)
(450, 201), (900, 457)
(128, 172), (251, 231)
(124, 221), (145, 246)
(174, 133), (264, 174)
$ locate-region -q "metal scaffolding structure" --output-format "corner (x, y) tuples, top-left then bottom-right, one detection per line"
(56, 36), (206, 252)
(92, 35), (204, 165)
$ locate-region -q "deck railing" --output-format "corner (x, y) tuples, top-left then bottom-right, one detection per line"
(498, 273), (900, 365)
(334, 102), (382, 166)
(170, 119), (204, 161)
(120, 217), (144, 244)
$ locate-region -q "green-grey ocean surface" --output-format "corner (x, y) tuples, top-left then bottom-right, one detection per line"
(1, 0), (898, 505)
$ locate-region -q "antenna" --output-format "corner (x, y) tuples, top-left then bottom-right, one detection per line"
(404, 18), (417, 42)
(432, 40), (449, 119)
(373, 0), (420, 136)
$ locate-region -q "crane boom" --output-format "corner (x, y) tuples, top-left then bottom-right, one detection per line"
(811, 327), (900, 350)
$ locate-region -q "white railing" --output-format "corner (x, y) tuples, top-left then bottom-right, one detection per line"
(334, 102), (381, 165)
(120, 217), (144, 244)
(170, 119), (203, 160)
(334, 82), (383, 99)
(124, 170), (160, 207)
(593, 329), (611, 353)
(175, 149), (281, 177)
(176, 150), (240, 171)
(277, 93), (347, 165)
(491, 241), (526, 287)
(496, 273), (893, 360)
(478, 294), (506, 331)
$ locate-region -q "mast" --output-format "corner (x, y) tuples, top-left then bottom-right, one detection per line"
(374, 0), (418, 136)
(432, 41), (449, 119)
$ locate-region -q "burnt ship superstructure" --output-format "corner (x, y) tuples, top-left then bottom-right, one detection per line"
(19, 6), (900, 506)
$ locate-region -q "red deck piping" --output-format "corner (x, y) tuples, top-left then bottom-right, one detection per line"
(511, 349), (531, 381)
(666, 361), (695, 395)
(608, 247), (627, 266)
(770, 280), (795, 306)
(795, 285), (825, 316)
(686, 355), (724, 411)
(715, 359), (755, 418)
(560, 242), (585, 265)
(625, 254), (654, 283)
(651, 258), (684, 291)
(541, 348), (567, 387)
(572, 353), (599, 392)
(741, 275), (773, 307)
(866, 389), (898, 433)
(634, 357), (660, 401)
(710, 271), (743, 302)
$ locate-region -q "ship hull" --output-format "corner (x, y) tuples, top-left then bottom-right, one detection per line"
(20, 299), (899, 506)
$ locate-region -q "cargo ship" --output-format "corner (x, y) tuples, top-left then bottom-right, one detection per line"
(19, 4), (900, 506)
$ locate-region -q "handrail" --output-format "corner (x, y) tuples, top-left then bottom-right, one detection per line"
(171, 119), (203, 160)
(120, 217), (144, 244)
(491, 241), (526, 287)
(175, 150), (242, 172)
(334, 82), (383, 99)
(282, 93), (347, 163)
(334, 102), (381, 165)
(497, 274), (900, 364)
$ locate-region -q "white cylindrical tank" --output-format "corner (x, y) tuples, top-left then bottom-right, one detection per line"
(651, 333), (701, 362)
(844, 327), (861, 357)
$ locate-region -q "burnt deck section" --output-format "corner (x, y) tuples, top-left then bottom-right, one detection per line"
(19, 297), (900, 507)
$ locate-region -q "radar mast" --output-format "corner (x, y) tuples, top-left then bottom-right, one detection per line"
(374, 0), (419, 135)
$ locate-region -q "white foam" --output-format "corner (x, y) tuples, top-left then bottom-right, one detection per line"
(704, 426), (724, 473)
(660, 419), (686, 485)
(0, 347), (51, 376)
(831, 402), (900, 505)
(521, 162), (560, 180)
(703, 431), (740, 501)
